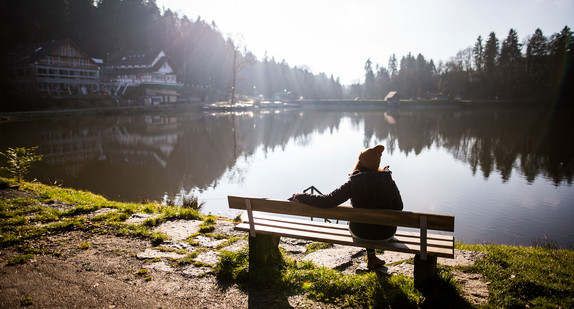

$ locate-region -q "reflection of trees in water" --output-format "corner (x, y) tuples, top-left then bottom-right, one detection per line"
(169, 111), (345, 193)
(365, 109), (573, 186)
(2, 108), (570, 203)
(223, 108), (572, 187)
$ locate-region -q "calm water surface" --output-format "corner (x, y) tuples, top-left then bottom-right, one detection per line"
(1, 108), (573, 248)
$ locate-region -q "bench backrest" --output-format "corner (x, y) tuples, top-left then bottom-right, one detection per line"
(228, 195), (454, 232)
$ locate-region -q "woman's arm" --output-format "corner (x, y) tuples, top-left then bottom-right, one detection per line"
(290, 180), (352, 208)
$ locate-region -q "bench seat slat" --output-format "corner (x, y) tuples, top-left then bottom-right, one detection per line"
(235, 222), (454, 258)
(250, 216), (454, 249)
(251, 212), (454, 242)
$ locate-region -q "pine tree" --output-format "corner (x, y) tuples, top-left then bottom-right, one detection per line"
(388, 54), (398, 78)
(499, 29), (522, 95)
(484, 32), (499, 77)
(526, 28), (549, 97)
(473, 35), (484, 72)
(364, 58), (375, 99)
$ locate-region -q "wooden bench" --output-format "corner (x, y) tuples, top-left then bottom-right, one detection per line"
(228, 195), (455, 288)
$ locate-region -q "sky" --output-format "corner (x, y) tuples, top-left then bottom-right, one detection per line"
(156, 0), (574, 85)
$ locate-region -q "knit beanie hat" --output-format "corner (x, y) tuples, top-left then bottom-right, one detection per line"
(357, 145), (385, 171)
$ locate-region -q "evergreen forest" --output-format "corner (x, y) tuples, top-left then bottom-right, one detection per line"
(1, 0), (572, 106)
(358, 27), (573, 106)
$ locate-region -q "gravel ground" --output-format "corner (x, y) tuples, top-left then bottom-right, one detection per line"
(0, 231), (343, 309)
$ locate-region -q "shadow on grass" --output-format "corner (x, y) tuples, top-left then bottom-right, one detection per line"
(418, 272), (475, 309)
(213, 249), (474, 308)
(214, 259), (291, 308)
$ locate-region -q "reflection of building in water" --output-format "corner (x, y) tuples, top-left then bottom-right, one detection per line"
(39, 128), (104, 176)
(108, 116), (180, 168)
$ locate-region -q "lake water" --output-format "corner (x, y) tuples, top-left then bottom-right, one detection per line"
(1, 107), (573, 248)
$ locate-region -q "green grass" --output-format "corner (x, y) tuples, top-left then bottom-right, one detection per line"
(305, 242), (332, 254)
(464, 243), (574, 308)
(171, 249), (207, 267)
(214, 248), (249, 282)
(7, 254), (34, 265)
(213, 247), (426, 307)
(0, 177), (203, 247)
(213, 242), (574, 307)
(215, 235), (245, 250)
(283, 265), (424, 308)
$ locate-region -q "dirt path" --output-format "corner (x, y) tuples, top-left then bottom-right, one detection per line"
(0, 230), (340, 308)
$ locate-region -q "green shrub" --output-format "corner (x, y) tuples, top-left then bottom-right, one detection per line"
(203, 215), (216, 224)
(0, 147), (42, 182)
(182, 195), (204, 210)
(214, 249), (249, 282)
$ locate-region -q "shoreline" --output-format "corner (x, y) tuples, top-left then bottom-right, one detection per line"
(0, 97), (566, 121)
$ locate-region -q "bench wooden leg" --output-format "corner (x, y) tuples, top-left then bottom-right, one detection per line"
(414, 255), (437, 289)
(249, 234), (281, 269)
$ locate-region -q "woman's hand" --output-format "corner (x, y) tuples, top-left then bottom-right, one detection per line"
(288, 194), (299, 202)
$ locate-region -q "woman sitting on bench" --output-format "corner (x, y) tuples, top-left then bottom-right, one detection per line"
(289, 145), (404, 270)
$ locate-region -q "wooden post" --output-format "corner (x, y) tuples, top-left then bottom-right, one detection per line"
(420, 215), (428, 261)
(249, 234), (281, 269)
(245, 199), (255, 237)
(414, 254), (437, 289)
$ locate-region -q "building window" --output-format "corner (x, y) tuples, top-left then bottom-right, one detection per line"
(60, 47), (66, 56)
(68, 48), (73, 57)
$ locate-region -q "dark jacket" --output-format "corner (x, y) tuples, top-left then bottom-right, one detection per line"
(293, 170), (403, 240)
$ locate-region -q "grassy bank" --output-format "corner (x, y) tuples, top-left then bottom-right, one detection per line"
(0, 177), (203, 247)
(458, 243), (574, 308)
(1, 178), (573, 308)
